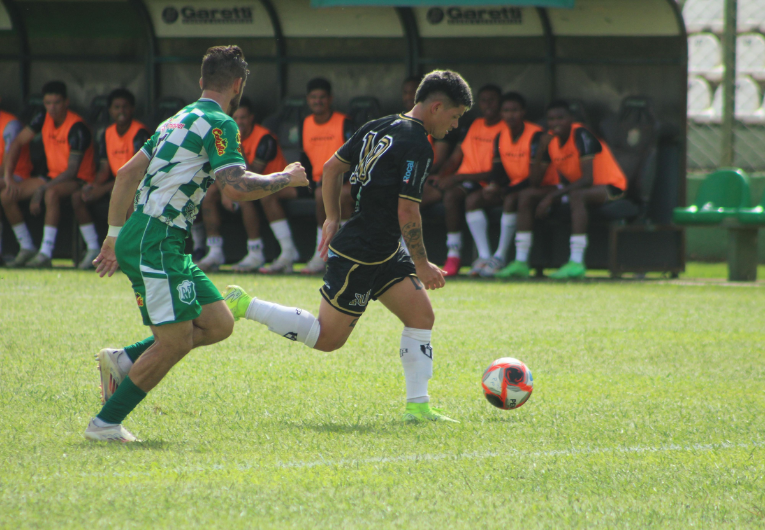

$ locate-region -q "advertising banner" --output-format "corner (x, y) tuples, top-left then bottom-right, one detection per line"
(146, 1), (273, 37)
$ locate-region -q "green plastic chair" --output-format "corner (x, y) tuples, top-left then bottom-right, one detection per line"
(738, 188), (765, 224)
(673, 168), (751, 225)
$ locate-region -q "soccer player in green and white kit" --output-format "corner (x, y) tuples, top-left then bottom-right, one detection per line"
(225, 71), (472, 422)
(84, 46), (308, 442)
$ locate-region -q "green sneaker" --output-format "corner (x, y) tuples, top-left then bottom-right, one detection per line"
(494, 260), (530, 279)
(224, 285), (252, 321)
(549, 261), (586, 279)
(402, 403), (459, 423)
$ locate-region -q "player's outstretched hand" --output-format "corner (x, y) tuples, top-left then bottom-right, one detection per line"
(415, 261), (446, 290)
(94, 236), (120, 277)
(285, 162), (309, 187)
(318, 219), (339, 261)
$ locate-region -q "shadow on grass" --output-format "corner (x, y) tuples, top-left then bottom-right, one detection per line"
(287, 421), (387, 435)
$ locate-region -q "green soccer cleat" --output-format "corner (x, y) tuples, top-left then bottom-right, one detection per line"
(224, 285), (252, 321)
(494, 260), (530, 279)
(550, 261), (586, 279)
(402, 403), (459, 423)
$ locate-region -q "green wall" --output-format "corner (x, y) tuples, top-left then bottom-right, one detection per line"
(684, 173), (765, 262)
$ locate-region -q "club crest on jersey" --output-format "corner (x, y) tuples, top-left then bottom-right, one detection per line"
(177, 280), (197, 305)
(135, 292), (144, 307)
(212, 128), (227, 156)
(348, 290), (371, 307)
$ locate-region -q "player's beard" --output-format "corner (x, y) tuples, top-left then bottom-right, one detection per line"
(227, 91), (243, 116)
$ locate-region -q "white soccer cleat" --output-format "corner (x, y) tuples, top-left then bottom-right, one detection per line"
(78, 249), (101, 270)
(259, 248), (299, 274)
(479, 256), (506, 278)
(197, 251), (225, 272)
(468, 258), (489, 277)
(97, 348), (129, 404)
(84, 419), (139, 442)
(301, 253), (326, 275)
(231, 252), (265, 272)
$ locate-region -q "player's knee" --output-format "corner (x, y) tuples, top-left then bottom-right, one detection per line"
(44, 187), (60, 203)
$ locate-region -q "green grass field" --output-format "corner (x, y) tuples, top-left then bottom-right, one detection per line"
(1, 265), (764, 529)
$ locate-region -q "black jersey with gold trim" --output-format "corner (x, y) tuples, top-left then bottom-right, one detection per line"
(330, 114), (432, 264)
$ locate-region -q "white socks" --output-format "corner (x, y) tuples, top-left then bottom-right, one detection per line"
(270, 219), (296, 254)
(191, 223), (206, 252)
(494, 213), (517, 261)
(514, 231), (532, 263)
(446, 232), (461, 258)
(247, 238), (264, 258)
(79, 223), (99, 251)
(206, 236), (223, 257)
(570, 234), (588, 264)
(245, 298), (320, 348)
(12, 223), (35, 251)
(312, 226), (323, 258)
(400, 327), (433, 403)
(39, 226), (58, 258)
(465, 210), (490, 260)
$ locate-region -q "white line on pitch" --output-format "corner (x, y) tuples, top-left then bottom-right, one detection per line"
(82, 440), (765, 478)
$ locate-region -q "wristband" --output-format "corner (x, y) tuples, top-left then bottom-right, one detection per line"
(107, 225), (122, 238)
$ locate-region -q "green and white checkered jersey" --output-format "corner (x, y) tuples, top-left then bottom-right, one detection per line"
(135, 98), (245, 231)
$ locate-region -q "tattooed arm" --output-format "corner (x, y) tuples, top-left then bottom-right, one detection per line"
(399, 198), (446, 290)
(216, 162), (308, 202)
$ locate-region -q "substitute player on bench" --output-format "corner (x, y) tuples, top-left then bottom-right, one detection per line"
(71, 88), (149, 269)
(225, 70), (472, 422)
(84, 46), (308, 442)
(467, 92), (556, 277)
(500, 100), (627, 279)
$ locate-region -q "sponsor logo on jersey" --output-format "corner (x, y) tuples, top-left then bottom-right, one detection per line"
(177, 280), (197, 305)
(135, 292), (144, 307)
(212, 128), (228, 156)
(403, 160), (415, 183)
(348, 290), (371, 307)
(236, 131), (242, 154)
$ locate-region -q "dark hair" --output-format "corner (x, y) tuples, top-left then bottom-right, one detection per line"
(546, 99), (571, 114)
(107, 88), (135, 108)
(478, 84), (502, 97)
(306, 77), (332, 95)
(403, 75), (422, 86)
(201, 45), (249, 91)
(501, 92), (526, 109)
(42, 81), (67, 98)
(414, 70), (473, 108)
(237, 96), (256, 116)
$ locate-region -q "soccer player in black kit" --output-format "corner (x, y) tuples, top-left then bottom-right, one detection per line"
(225, 71), (472, 422)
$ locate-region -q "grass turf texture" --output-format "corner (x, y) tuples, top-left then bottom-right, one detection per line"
(1, 265), (764, 529)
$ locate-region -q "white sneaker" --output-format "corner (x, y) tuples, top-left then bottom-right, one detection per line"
(97, 348), (129, 404)
(479, 256), (506, 278)
(259, 248), (299, 274)
(78, 249), (101, 270)
(232, 252), (265, 272)
(468, 258), (489, 277)
(301, 253), (326, 275)
(197, 251), (224, 272)
(84, 419), (138, 442)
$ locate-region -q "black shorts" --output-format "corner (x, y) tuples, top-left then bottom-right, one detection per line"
(460, 180), (483, 194)
(296, 180), (317, 198)
(606, 184), (626, 201)
(319, 247), (417, 317)
(502, 179), (529, 196)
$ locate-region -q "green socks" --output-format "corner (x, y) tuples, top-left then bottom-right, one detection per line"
(97, 376), (147, 425)
(124, 337), (154, 363)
